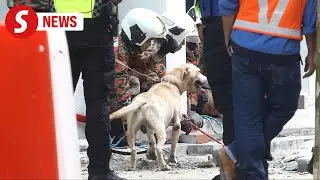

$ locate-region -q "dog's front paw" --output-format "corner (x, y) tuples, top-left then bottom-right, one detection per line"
(168, 156), (178, 163)
(146, 151), (157, 160)
(160, 164), (171, 171)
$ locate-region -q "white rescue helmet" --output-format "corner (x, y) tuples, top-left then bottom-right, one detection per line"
(160, 11), (195, 45)
(186, 26), (201, 43)
(186, 6), (201, 43)
(121, 8), (168, 46)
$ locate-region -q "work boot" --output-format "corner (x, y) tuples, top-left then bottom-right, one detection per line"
(88, 170), (127, 180)
(219, 148), (237, 180)
(214, 157), (269, 180)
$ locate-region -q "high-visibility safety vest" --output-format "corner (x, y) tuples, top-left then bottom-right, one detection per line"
(0, 23), (81, 179)
(193, 0), (203, 19)
(233, 0), (307, 40)
(53, 0), (96, 18)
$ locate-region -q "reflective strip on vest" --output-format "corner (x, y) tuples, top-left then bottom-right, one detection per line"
(233, 0), (303, 40)
(233, 20), (301, 39)
(53, 0), (95, 18)
(194, 0), (202, 19)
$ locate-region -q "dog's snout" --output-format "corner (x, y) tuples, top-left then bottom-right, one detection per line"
(198, 74), (208, 84)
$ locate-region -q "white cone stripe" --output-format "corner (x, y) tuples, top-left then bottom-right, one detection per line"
(47, 30), (82, 179)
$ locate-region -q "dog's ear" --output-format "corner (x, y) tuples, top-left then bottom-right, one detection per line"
(183, 67), (191, 79)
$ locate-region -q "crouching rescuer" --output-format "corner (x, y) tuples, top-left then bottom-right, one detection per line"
(109, 8), (202, 152)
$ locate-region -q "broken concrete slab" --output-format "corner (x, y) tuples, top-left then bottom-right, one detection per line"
(270, 136), (314, 160)
(197, 159), (215, 168)
(282, 154), (298, 163)
(297, 156), (312, 173)
(284, 161), (298, 171)
(163, 143), (189, 155)
(179, 131), (211, 144)
(271, 136), (314, 153)
(187, 143), (221, 156)
(294, 151), (312, 162)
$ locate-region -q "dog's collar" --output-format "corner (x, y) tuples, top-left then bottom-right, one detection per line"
(161, 76), (183, 95)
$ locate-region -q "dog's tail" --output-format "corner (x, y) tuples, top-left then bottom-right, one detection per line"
(110, 100), (148, 120)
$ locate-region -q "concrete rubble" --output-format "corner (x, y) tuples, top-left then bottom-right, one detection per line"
(78, 128), (315, 179)
(269, 135), (314, 174)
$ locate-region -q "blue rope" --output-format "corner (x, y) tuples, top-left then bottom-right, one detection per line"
(200, 115), (224, 136)
(110, 135), (126, 147)
(110, 135), (148, 149)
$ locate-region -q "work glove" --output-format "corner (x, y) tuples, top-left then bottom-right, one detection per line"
(158, 34), (182, 56)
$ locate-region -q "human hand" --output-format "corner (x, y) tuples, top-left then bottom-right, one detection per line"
(158, 34), (181, 56)
(226, 45), (233, 56)
(303, 54), (316, 78)
(225, 39), (233, 56)
(165, 34), (182, 53)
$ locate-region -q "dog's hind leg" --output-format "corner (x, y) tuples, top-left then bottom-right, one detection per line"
(146, 129), (157, 160)
(154, 124), (170, 171)
(126, 132), (137, 170)
(126, 114), (140, 170)
(168, 113), (181, 163)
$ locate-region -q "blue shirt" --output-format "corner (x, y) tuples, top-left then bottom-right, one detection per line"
(219, 0), (316, 55)
(198, 0), (222, 16)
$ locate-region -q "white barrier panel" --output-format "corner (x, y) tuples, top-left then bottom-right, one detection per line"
(0, 23), (81, 179)
(47, 30), (82, 179)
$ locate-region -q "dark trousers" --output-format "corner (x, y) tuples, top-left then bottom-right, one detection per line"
(230, 42), (301, 179)
(66, 20), (115, 175)
(202, 16), (235, 146)
(110, 118), (124, 137)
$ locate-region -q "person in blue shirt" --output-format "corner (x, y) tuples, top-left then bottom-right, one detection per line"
(193, 0), (235, 179)
(218, 0), (316, 179)
(193, 1), (236, 179)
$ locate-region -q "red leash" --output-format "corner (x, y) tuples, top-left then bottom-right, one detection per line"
(181, 120), (225, 147)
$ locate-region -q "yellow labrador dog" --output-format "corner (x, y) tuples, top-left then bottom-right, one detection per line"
(110, 63), (207, 171)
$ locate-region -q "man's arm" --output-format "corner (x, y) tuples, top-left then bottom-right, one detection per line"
(197, 24), (205, 44)
(222, 15), (237, 47)
(305, 33), (316, 62)
(114, 35), (132, 100)
(302, 0), (317, 78)
(219, 0), (240, 47)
